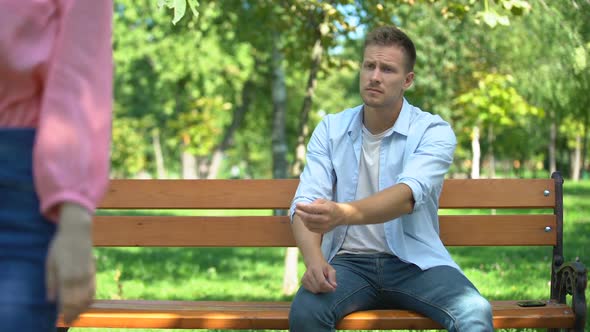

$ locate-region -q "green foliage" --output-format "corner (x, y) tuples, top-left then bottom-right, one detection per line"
(496, 0), (590, 173)
(454, 72), (543, 127)
(110, 0), (588, 179)
(473, 0), (531, 27)
(168, 97), (231, 156)
(110, 115), (149, 177)
(453, 72), (545, 162)
(356, 0), (531, 29)
(112, 0), (258, 177)
(573, 43), (589, 73)
(157, 0), (199, 25)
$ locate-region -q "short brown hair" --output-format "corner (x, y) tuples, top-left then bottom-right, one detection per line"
(364, 26), (416, 73)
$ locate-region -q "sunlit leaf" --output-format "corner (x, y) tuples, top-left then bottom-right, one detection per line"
(188, 0), (200, 19)
(172, 0), (186, 25)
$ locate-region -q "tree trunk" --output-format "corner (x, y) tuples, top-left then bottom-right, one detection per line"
(549, 110), (557, 174)
(471, 126), (480, 179)
(291, 38), (323, 177)
(152, 128), (167, 179)
(198, 157), (210, 179)
(270, 33), (288, 180)
(280, 12), (331, 296)
(487, 124), (495, 178)
(284, 34), (325, 296)
(571, 134), (582, 181)
(181, 135), (198, 179)
(283, 247), (299, 296)
(208, 80), (255, 179)
(182, 151), (197, 179)
(270, 32), (294, 295)
(207, 150), (224, 179)
(581, 108), (589, 177)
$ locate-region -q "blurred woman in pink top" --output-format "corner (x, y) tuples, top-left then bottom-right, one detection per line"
(0, 1), (113, 330)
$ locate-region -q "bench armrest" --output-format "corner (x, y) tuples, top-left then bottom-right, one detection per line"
(554, 259), (587, 331)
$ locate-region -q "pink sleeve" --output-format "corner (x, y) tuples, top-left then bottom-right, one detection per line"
(34, 0), (113, 222)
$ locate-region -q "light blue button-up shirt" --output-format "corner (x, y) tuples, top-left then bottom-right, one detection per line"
(290, 98), (461, 271)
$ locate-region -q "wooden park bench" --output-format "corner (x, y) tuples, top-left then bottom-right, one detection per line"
(57, 172), (587, 331)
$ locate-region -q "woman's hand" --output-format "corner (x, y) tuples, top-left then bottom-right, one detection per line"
(46, 202), (95, 324)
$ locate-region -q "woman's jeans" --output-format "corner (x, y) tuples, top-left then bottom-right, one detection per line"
(0, 129), (58, 331)
(290, 253), (493, 332)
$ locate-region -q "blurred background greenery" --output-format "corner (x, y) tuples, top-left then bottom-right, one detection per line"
(110, 0), (589, 182)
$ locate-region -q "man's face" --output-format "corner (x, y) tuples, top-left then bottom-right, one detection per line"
(359, 45), (414, 111)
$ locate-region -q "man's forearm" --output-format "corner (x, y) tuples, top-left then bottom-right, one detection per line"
(291, 215), (324, 266)
(344, 183), (414, 226)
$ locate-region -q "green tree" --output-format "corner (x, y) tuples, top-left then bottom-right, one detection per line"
(454, 73), (543, 178)
(500, 1), (590, 179)
(113, 1), (253, 178)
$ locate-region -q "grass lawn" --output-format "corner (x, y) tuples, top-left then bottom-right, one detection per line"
(70, 180), (590, 332)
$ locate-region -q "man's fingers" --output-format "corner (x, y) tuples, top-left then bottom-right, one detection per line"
(317, 278), (336, 292)
(301, 272), (318, 293)
(296, 202), (326, 215)
(316, 266), (336, 292)
(302, 280), (317, 293)
(295, 210), (315, 226)
(295, 203), (315, 214)
(325, 267), (337, 288)
(302, 222), (326, 234)
(309, 269), (336, 293)
(296, 209), (327, 224)
(305, 225), (325, 234)
(301, 217), (329, 233)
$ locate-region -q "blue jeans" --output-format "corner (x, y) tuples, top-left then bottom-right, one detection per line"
(289, 253), (493, 332)
(0, 129), (58, 331)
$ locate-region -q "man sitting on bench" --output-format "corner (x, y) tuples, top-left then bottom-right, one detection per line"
(289, 25), (493, 332)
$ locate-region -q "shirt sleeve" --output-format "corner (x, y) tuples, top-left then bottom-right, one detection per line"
(397, 119), (457, 211)
(290, 116), (336, 221)
(33, 0), (113, 222)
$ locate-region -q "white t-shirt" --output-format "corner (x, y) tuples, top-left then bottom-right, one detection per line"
(339, 125), (394, 255)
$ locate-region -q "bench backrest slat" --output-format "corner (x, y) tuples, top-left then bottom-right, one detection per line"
(99, 179), (299, 209)
(98, 179), (556, 210)
(440, 179), (555, 208)
(95, 178), (559, 248)
(93, 214), (556, 247)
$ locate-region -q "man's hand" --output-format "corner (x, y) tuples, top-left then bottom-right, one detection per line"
(295, 199), (350, 234)
(301, 258), (337, 294)
(46, 202), (96, 324)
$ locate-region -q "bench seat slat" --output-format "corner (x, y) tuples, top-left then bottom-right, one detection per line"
(93, 214), (556, 247)
(57, 300), (574, 330)
(98, 179), (556, 209)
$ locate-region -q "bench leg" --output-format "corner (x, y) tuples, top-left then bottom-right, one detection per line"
(552, 260), (587, 332)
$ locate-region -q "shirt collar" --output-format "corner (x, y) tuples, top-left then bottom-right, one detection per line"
(349, 98), (411, 139)
(393, 98), (411, 137)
